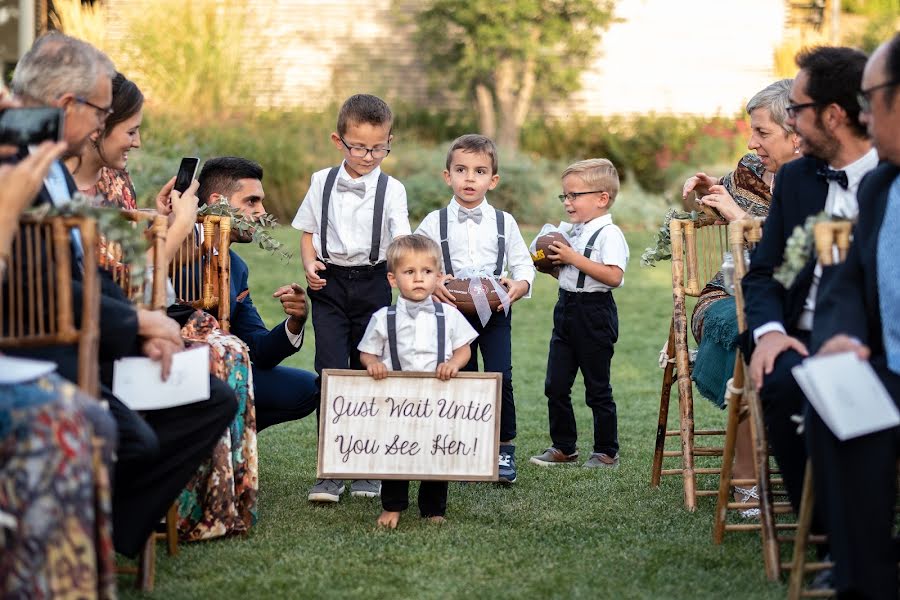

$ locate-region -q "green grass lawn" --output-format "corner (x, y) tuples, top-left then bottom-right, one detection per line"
(122, 227), (787, 599)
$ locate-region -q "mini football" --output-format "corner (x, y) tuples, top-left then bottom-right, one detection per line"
(532, 232), (570, 273)
(445, 277), (503, 317)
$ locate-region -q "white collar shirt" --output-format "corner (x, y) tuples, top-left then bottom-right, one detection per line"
(291, 162), (411, 266)
(357, 297), (478, 372)
(557, 214), (629, 293)
(414, 197), (535, 296)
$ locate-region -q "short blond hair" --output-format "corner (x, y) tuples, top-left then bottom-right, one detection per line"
(562, 158), (620, 207)
(386, 234), (442, 272)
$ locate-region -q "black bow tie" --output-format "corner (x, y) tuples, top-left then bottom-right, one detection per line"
(816, 167), (849, 190)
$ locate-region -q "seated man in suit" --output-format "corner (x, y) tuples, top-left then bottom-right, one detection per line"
(810, 33), (900, 600)
(186, 156), (318, 431)
(743, 45), (875, 517)
(8, 32), (237, 558)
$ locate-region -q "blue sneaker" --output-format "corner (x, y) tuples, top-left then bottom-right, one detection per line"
(498, 444), (517, 484)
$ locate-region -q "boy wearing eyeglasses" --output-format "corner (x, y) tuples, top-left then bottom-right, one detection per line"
(292, 94), (411, 503)
(530, 159), (629, 469)
(415, 134), (535, 484)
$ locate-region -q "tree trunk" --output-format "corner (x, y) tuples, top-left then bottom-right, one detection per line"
(474, 83), (496, 139)
(494, 58), (518, 153)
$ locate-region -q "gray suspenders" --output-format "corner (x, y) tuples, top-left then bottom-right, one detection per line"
(320, 167), (389, 264)
(386, 300), (446, 371)
(438, 207), (505, 277)
(576, 226), (608, 290)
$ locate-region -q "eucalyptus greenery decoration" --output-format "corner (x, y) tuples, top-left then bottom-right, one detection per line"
(198, 200), (293, 262)
(773, 211), (833, 288)
(640, 208), (713, 267)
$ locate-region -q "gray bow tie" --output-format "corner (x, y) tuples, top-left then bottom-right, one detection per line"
(458, 207), (482, 224)
(405, 300), (435, 319)
(570, 224), (585, 237)
(336, 178), (366, 199)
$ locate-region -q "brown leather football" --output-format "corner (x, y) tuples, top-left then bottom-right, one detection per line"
(532, 231), (570, 273)
(445, 277), (503, 317)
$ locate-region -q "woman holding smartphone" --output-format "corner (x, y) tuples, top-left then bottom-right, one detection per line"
(64, 72), (261, 543)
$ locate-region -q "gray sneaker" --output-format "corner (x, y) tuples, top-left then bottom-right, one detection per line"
(308, 478), (345, 502)
(529, 447), (579, 466)
(582, 453), (620, 469)
(350, 479), (381, 498)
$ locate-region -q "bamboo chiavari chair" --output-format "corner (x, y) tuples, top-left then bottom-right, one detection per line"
(651, 217), (729, 511)
(0, 215), (101, 397)
(785, 220), (853, 599)
(711, 218), (793, 581)
(170, 215), (232, 332)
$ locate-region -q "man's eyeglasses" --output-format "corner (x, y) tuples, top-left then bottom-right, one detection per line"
(785, 101), (821, 118)
(75, 96), (114, 118)
(857, 80), (899, 113)
(558, 190), (606, 203)
(339, 135), (391, 159)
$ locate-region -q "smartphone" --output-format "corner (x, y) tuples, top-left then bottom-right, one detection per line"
(174, 157), (200, 194)
(0, 107), (65, 147)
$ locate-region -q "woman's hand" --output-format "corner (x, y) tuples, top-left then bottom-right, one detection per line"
(682, 172), (718, 200)
(170, 179), (200, 225)
(699, 184), (746, 222)
(154, 176), (177, 215)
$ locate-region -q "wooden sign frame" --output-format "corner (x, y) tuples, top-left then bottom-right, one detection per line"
(317, 369), (502, 481)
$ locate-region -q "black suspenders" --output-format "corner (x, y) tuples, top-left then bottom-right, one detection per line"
(386, 300), (446, 371)
(439, 206), (505, 277)
(576, 226), (608, 290)
(320, 167), (388, 264)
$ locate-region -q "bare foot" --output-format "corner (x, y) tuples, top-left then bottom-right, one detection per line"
(377, 511), (400, 529)
(427, 516), (446, 524)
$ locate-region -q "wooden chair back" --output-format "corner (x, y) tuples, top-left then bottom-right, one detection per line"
(0, 215), (101, 397)
(169, 215), (232, 331)
(100, 211), (168, 310)
(728, 218), (764, 334)
(814, 220), (852, 266)
(669, 218), (729, 298)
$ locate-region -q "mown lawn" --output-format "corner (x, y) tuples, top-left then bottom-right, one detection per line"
(121, 227), (787, 599)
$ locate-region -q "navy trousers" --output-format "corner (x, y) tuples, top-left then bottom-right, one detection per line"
(252, 365), (318, 431)
(544, 290), (618, 457)
(381, 480), (448, 517)
(462, 307), (516, 442)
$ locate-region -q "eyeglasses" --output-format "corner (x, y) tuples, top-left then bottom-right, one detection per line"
(785, 101), (821, 118)
(339, 135), (391, 159)
(558, 190), (605, 203)
(857, 80), (899, 113)
(75, 96), (114, 118)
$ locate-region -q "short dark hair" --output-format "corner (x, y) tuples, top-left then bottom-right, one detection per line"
(796, 46), (869, 138)
(336, 94), (393, 136)
(197, 156), (263, 205)
(885, 32), (900, 104)
(445, 134), (499, 174)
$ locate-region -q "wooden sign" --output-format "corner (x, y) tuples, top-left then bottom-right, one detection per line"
(317, 369), (501, 481)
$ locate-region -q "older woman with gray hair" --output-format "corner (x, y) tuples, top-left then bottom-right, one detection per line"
(682, 79), (800, 514)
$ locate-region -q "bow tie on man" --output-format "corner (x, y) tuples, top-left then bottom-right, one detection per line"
(405, 300), (436, 319)
(336, 178), (366, 198)
(816, 167), (849, 190)
(458, 207), (483, 224)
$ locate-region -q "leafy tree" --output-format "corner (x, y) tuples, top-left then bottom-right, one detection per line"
(413, 0), (616, 152)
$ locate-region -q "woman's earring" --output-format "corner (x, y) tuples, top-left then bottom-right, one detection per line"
(793, 146), (800, 154)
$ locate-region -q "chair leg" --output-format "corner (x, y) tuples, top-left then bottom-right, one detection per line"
(748, 387), (781, 581)
(713, 358), (745, 543)
(135, 534), (156, 592)
(166, 502), (179, 556)
(672, 302), (697, 511)
(788, 461), (815, 599)
(651, 321), (676, 488)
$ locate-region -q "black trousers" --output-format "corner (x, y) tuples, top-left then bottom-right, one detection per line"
(106, 376), (237, 557)
(806, 357), (900, 600)
(545, 290), (618, 456)
(381, 479), (448, 517)
(307, 262), (391, 376)
(462, 307), (516, 442)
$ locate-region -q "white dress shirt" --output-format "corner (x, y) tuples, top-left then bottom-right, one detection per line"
(357, 297), (478, 372)
(557, 214), (629, 292)
(415, 198), (535, 296)
(753, 147), (878, 341)
(291, 163), (410, 266)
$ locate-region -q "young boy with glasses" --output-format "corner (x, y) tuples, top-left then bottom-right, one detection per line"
(292, 94), (411, 503)
(530, 159), (629, 469)
(415, 134), (535, 484)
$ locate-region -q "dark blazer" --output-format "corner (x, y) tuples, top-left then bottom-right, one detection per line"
(812, 162), (900, 393)
(228, 249), (300, 369)
(743, 156), (829, 339)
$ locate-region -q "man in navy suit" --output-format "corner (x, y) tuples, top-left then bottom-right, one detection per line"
(809, 33), (900, 600)
(742, 46), (875, 516)
(193, 157), (318, 431)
